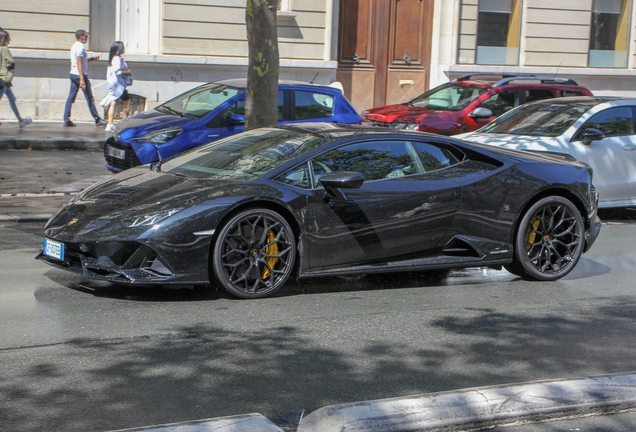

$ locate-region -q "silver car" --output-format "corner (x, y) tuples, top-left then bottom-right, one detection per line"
(458, 96), (636, 208)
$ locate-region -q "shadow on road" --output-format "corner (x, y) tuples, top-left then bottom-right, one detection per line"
(2, 301), (636, 431)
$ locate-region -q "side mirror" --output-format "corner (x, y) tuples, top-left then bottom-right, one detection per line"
(319, 171), (364, 201)
(470, 107), (493, 118)
(226, 113), (245, 125)
(582, 128), (604, 145)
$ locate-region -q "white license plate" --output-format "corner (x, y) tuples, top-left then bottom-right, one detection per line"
(43, 238), (65, 261)
(107, 146), (126, 160)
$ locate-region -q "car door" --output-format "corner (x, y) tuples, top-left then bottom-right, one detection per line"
(467, 89), (519, 131)
(570, 106), (636, 204)
(300, 139), (462, 269)
(211, 90), (285, 140)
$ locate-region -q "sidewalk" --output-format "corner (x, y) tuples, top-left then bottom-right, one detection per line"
(0, 120), (106, 150)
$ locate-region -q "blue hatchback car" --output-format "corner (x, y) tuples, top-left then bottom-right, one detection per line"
(104, 78), (363, 172)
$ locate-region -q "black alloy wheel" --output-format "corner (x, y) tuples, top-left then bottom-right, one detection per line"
(506, 196), (584, 281)
(212, 208), (296, 299)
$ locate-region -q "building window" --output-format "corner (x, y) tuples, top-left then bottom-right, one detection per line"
(476, 0), (521, 65)
(278, 0), (292, 11)
(589, 0), (630, 68)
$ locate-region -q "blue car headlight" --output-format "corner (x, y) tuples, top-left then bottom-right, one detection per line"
(139, 128), (183, 144)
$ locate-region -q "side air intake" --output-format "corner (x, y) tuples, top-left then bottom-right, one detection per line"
(442, 237), (482, 258)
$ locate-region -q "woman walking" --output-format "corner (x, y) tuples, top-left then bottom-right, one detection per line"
(0, 30), (32, 127)
(104, 41), (131, 132)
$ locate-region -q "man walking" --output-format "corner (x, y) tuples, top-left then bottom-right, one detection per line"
(63, 29), (106, 127)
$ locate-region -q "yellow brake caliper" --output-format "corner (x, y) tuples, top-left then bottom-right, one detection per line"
(526, 218), (540, 250)
(261, 230), (279, 280)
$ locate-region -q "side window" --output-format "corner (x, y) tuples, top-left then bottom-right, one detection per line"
(311, 141), (420, 184)
(277, 90), (284, 120)
(525, 89), (556, 104)
(219, 98), (246, 122)
(410, 142), (460, 171)
(220, 90), (284, 122)
(561, 90), (583, 97)
(579, 107), (634, 138)
(275, 162), (311, 189)
(294, 91), (334, 120)
(479, 90), (517, 117)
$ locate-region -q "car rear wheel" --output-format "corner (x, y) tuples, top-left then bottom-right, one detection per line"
(505, 196), (584, 281)
(212, 208), (296, 299)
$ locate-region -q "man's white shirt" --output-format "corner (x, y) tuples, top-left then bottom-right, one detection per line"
(70, 41), (88, 75)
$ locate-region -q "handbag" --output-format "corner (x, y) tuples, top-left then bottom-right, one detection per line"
(123, 73), (133, 87)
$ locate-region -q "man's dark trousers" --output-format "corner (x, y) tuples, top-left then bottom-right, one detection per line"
(64, 73), (100, 123)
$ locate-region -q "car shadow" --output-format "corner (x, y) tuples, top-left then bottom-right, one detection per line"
(45, 267), (517, 302)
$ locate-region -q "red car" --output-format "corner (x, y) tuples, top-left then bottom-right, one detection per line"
(362, 74), (592, 135)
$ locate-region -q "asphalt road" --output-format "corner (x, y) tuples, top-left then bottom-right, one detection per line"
(1, 216), (636, 431)
(0, 148), (111, 195)
(2, 148), (636, 431)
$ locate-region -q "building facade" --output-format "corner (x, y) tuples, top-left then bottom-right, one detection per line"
(1, 0), (636, 122)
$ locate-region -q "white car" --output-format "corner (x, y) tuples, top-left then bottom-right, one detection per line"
(458, 96), (636, 208)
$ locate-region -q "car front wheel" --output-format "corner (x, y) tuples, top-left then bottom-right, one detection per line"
(506, 196), (584, 281)
(212, 208), (296, 299)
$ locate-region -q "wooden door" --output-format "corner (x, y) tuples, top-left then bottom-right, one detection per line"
(336, 0), (434, 113)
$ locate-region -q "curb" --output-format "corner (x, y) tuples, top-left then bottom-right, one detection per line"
(0, 213), (52, 222)
(105, 373), (636, 432)
(296, 372), (636, 432)
(0, 138), (103, 150)
(108, 413), (284, 432)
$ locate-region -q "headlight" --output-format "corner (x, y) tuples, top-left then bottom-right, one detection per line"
(391, 123), (419, 130)
(125, 209), (183, 228)
(401, 123), (419, 131)
(139, 128), (183, 144)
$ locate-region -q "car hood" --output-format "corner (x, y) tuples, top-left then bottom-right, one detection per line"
(364, 104), (445, 123)
(43, 168), (281, 241)
(116, 109), (193, 137)
(457, 132), (566, 153)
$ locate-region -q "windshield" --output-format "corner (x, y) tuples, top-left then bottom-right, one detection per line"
(479, 101), (592, 137)
(408, 83), (488, 111)
(157, 83), (242, 119)
(160, 128), (327, 180)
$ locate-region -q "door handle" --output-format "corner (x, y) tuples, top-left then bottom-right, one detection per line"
(623, 146), (636, 151)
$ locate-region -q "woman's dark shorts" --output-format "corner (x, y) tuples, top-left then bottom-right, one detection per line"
(118, 89), (130, 102)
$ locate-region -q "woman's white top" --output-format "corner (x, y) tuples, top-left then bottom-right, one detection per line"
(106, 56), (127, 99)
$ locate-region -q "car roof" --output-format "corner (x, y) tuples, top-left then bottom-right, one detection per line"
(278, 122), (441, 141)
(213, 78), (335, 90)
(523, 95), (626, 108)
(453, 73), (583, 88)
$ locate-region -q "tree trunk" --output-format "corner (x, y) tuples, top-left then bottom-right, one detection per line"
(245, 0), (280, 131)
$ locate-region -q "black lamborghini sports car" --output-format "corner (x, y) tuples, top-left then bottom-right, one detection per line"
(37, 124), (602, 299)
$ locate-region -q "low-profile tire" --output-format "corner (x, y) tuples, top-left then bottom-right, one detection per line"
(212, 208), (296, 299)
(507, 196), (584, 281)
